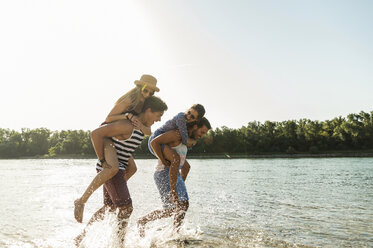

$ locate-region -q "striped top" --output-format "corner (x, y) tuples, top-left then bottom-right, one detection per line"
(96, 128), (144, 171)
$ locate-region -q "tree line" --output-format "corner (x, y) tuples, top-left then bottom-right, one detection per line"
(0, 110), (372, 159)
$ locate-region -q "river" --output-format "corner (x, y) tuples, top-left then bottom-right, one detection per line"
(0, 158), (372, 247)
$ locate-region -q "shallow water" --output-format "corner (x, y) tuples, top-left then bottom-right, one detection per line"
(0, 158), (372, 247)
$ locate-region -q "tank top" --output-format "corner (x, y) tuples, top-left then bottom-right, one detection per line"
(96, 128), (144, 171)
(155, 142), (188, 171)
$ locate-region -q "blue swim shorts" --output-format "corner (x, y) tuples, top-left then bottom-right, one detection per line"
(154, 167), (189, 209)
(148, 131), (166, 157)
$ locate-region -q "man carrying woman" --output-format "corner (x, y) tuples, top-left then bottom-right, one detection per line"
(137, 117), (211, 237)
(75, 95), (168, 246)
(74, 74), (160, 223)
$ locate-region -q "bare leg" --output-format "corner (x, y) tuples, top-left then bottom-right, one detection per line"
(137, 208), (175, 237)
(137, 201), (189, 237)
(124, 157), (137, 182)
(163, 145), (180, 205)
(74, 139), (119, 223)
(75, 205), (115, 247)
(117, 204), (133, 243)
(136, 146), (183, 237)
(173, 201), (189, 232)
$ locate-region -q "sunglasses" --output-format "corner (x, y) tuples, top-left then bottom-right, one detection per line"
(187, 111), (196, 120)
(142, 88), (154, 96)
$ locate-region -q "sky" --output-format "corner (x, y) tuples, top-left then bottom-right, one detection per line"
(0, 0), (372, 131)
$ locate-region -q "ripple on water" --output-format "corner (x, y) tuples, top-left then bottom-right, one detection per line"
(1, 158), (373, 247)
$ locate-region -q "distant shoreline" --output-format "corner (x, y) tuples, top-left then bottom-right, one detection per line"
(2, 151), (373, 160)
(185, 152), (373, 159)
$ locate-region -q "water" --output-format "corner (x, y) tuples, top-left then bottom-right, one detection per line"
(0, 158), (372, 247)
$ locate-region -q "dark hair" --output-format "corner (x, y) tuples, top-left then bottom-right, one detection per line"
(191, 104), (205, 119)
(196, 117), (211, 130)
(141, 96), (168, 113)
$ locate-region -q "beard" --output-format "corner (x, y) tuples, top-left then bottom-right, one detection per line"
(190, 130), (198, 140)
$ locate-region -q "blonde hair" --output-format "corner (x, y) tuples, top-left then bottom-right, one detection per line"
(114, 85), (143, 112)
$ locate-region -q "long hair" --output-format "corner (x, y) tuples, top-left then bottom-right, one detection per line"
(114, 85), (143, 112)
(141, 96), (168, 113)
(191, 104), (205, 119)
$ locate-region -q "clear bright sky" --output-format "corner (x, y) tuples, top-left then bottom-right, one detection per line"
(1, 0), (372, 131)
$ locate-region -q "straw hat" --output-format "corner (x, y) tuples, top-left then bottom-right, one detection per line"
(134, 74), (160, 92)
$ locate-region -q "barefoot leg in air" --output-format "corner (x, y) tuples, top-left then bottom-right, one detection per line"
(74, 138), (119, 223)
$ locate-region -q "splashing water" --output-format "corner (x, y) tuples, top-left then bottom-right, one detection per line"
(1, 158), (372, 247)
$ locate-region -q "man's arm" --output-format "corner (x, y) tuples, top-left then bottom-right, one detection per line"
(131, 117), (152, 136)
(124, 156), (137, 181)
(180, 159), (190, 181)
(175, 113), (189, 146)
(91, 120), (133, 164)
(150, 130), (180, 166)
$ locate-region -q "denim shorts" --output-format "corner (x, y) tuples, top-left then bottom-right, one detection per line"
(154, 167), (189, 209)
(148, 131), (166, 157)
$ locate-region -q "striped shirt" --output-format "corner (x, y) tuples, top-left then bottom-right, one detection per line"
(96, 128), (144, 171)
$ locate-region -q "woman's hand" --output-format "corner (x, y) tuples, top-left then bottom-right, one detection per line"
(131, 116), (145, 131)
(102, 161), (112, 169)
(187, 138), (197, 148)
(164, 159), (171, 167)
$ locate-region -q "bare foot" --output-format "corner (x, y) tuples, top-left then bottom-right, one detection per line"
(74, 199), (85, 223)
(137, 219), (146, 238)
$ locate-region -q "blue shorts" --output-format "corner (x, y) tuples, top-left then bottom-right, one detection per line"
(148, 131), (166, 157)
(154, 167), (189, 209)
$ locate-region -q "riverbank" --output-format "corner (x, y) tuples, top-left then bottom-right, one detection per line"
(3, 150), (373, 159)
(141, 151), (373, 159)
(186, 152), (373, 159)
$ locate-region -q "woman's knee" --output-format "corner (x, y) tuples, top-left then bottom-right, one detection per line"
(104, 139), (119, 162)
(103, 139), (120, 176)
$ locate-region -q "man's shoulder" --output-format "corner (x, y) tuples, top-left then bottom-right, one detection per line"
(110, 119), (134, 132)
(112, 120), (135, 139)
(114, 119), (132, 125)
